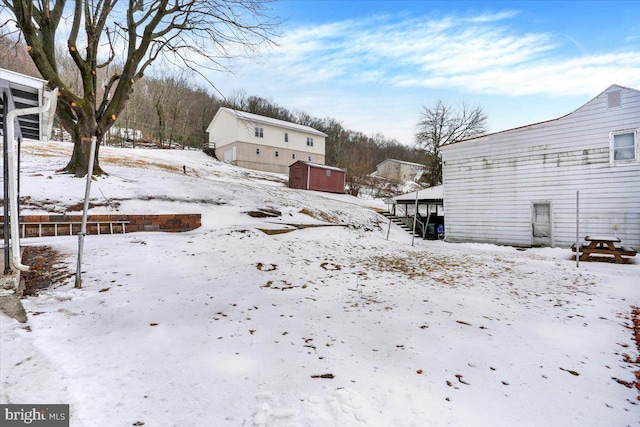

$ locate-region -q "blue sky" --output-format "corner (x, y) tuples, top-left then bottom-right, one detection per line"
(210, 0), (640, 144)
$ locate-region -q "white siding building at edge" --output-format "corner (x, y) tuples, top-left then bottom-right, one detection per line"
(441, 85), (640, 248)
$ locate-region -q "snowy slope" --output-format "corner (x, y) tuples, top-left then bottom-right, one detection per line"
(1, 140), (639, 426)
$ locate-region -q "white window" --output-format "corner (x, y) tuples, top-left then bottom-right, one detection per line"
(275, 151), (279, 157)
(255, 127), (263, 138)
(610, 130), (638, 165)
(326, 169), (331, 177)
(306, 137), (313, 147)
(284, 132), (289, 142)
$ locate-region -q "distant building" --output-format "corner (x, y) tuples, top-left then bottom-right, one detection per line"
(109, 127), (143, 141)
(441, 84), (640, 248)
(288, 161), (346, 194)
(206, 108), (327, 174)
(376, 159), (425, 182)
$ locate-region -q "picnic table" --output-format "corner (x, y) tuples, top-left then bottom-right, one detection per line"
(572, 235), (637, 263)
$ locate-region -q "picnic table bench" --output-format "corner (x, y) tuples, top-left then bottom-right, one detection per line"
(572, 235), (637, 263)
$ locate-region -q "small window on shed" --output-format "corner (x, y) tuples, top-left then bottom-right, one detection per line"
(326, 169), (331, 177)
(610, 130), (638, 165)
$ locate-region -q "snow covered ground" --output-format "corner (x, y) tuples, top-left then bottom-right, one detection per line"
(1, 140), (639, 426)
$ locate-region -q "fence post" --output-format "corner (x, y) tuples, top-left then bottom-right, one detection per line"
(75, 136), (97, 288)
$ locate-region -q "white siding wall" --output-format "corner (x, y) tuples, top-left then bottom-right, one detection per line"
(207, 109), (238, 148)
(377, 160), (425, 181)
(236, 121), (325, 156)
(441, 86), (640, 248)
(207, 108), (327, 173)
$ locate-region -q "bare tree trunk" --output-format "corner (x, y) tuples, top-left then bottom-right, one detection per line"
(64, 136), (104, 176)
(5, 0), (277, 177)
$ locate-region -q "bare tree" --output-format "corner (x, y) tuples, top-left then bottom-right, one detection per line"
(322, 117), (348, 168)
(1, 0), (278, 176)
(415, 100), (487, 186)
(343, 131), (376, 196)
(0, 30), (39, 75)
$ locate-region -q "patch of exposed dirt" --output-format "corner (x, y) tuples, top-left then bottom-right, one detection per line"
(614, 306), (640, 401)
(257, 228), (296, 235)
(256, 262), (278, 271)
(64, 201), (117, 212)
(300, 207), (338, 223)
(14, 194), (223, 214)
(21, 246), (73, 297)
(247, 208), (282, 218)
(13, 196), (118, 214)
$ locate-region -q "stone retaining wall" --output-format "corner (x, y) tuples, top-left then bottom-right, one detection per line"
(0, 214), (201, 238)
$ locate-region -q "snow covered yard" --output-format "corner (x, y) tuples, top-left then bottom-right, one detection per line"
(1, 141), (639, 426)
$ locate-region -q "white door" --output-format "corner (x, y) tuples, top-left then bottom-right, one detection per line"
(532, 202), (552, 247)
(223, 146), (237, 163)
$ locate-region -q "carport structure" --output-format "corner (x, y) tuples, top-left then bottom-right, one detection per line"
(390, 185), (444, 240)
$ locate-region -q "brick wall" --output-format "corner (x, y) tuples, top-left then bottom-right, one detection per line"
(0, 214), (201, 238)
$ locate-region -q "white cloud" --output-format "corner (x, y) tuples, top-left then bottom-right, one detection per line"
(235, 10), (640, 97)
(204, 8), (640, 143)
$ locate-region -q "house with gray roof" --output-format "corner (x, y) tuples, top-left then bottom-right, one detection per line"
(376, 159), (425, 182)
(206, 108), (328, 174)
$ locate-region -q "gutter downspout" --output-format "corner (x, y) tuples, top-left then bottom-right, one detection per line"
(6, 89), (58, 271)
(2, 89), (10, 274)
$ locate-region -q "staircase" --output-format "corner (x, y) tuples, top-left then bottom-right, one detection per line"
(378, 211), (422, 237)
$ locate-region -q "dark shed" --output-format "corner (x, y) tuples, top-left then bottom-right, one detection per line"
(288, 161), (346, 194)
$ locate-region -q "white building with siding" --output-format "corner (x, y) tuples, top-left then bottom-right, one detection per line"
(0, 68), (51, 141)
(206, 108), (327, 174)
(441, 84), (640, 248)
(376, 159), (426, 182)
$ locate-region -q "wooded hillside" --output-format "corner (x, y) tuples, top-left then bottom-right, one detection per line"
(1, 34), (426, 188)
